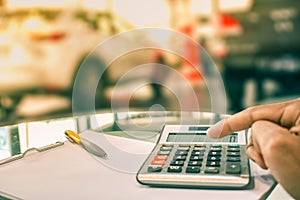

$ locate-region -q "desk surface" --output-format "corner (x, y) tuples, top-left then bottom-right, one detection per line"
(0, 111), (292, 199)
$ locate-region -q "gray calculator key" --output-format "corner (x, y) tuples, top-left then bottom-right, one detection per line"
(193, 146), (206, 151)
(188, 161), (202, 166)
(148, 165), (163, 172)
(208, 151), (221, 156)
(204, 167), (219, 174)
(227, 156), (241, 162)
(211, 144), (222, 148)
(160, 146), (173, 151)
(206, 161), (220, 167)
(189, 156), (204, 161)
(173, 155), (187, 160)
(228, 145), (240, 148)
(170, 160), (185, 166)
(179, 144), (191, 147)
(158, 150), (171, 155)
(227, 152), (240, 157)
(168, 166), (182, 173)
(177, 146), (190, 151)
(207, 156), (221, 161)
(209, 147), (222, 152)
(191, 151), (205, 156)
(226, 162), (241, 174)
(227, 148), (240, 152)
(175, 150), (189, 156)
(186, 166), (201, 173)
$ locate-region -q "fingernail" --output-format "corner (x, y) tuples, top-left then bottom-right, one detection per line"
(207, 120), (224, 139)
(290, 125), (300, 132)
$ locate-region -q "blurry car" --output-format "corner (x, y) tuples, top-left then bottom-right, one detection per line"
(0, 7), (157, 117)
(0, 8), (135, 92)
(0, 7), (210, 121)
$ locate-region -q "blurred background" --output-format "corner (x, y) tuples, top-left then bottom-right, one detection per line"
(0, 0), (300, 126)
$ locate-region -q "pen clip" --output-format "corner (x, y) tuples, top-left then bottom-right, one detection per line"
(65, 130), (81, 144)
(65, 133), (75, 144)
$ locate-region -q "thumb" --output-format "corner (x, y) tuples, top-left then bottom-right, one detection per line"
(246, 144), (267, 169)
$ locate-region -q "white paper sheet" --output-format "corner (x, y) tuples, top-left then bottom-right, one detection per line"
(0, 130), (275, 200)
(266, 184), (294, 200)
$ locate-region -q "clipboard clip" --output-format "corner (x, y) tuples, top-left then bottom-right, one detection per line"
(0, 141), (64, 166)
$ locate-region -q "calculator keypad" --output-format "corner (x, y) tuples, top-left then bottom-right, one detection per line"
(146, 144), (246, 176)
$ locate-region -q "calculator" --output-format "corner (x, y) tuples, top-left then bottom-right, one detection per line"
(136, 124), (253, 189)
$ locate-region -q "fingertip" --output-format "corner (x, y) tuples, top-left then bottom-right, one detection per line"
(207, 120), (226, 139)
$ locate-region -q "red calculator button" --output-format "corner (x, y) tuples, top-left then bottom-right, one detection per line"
(151, 160), (166, 165)
(153, 155), (168, 161)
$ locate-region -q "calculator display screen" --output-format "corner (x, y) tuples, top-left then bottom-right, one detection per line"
(166, 132), (238, 143)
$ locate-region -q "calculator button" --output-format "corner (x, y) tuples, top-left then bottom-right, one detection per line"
(188, 161), (202, 166)
(173, 155), (187, 160)
(207, 156), (221, 161)
(177, 146), (190, 151)
(193, 146), (206, 151)
(189, 156), (204, 161)
(191, 151), (205, 156)
(226, 163), (241, 174)
(153, 155), (168, 161)
(148, 165), (163, 172)
(206, 161), (220, 167)
(151, 160), (166, 165)
(228, 145), (240, 148)
(204, 167), (219, 174)
(194, 144), (206, 147)
(227, 152), (240, 157)
(227, 148), (240, 152)
(209, 148), (222, 152)
(160, 146), (173, 151)
(158, 150), (171, 155)
(175, 150), (189, 156)
(186, 166), (201, 173)
(179, 144), (191, 147)
(170, 160), (185, 166)
(226, 157), (240, 162)
(167, 166), (182, 173)
(208, 151), (221, 156)
(210, 144), (222, 148)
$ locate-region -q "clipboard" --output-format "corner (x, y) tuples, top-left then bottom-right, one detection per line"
(0, 142), (64, 166)
(0, 130), (275, 200)
(0, 132), (156, 200)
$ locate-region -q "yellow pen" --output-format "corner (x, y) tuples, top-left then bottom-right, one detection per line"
(65, 130), (108, 158)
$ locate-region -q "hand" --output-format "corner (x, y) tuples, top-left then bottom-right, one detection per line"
(208, 98), (300, 199)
